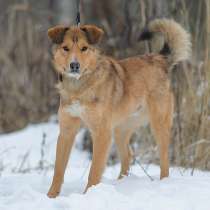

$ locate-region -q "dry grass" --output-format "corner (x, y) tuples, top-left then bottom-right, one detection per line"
(0, 3), (58, 133)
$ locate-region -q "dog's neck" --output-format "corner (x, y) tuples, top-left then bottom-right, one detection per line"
(57, 72), (93, 100)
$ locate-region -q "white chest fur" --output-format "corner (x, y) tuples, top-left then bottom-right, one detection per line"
(66, 101), (85, 117)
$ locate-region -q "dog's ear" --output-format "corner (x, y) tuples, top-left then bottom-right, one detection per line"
(80, 25), (104, 44)
(47, 26), (69, 44)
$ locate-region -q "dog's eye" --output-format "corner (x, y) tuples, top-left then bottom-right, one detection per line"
(81, 46), (88, 52)
(63, 46), (69, 51)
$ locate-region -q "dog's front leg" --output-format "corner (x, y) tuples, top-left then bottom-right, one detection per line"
(47, 109), (81, 198)
(85, 125), (112, 192)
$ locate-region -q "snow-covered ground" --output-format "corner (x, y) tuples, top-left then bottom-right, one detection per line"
(0, 120), (210, 210)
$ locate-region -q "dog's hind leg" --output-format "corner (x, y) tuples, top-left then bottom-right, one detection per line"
(147, 92), (174, 179)
(47, 109), (81, 198)
(114, 126), (134, 179)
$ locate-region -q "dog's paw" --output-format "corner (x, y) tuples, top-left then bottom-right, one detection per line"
(118, 172), (128, 180)
(47, 185), (60, 198)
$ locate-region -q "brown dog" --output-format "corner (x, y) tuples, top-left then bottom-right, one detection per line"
(47, 19), (191, 198)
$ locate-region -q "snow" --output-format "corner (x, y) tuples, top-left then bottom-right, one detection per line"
(0, 120), (210, 210)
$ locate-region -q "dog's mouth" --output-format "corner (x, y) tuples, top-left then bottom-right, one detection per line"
(64, 67), (91, 80)
(64, 68), (81, 80)
(68, 71), (81, 80)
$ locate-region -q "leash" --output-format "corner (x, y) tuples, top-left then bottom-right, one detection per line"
(76, 0), (81, 26)
(132, 157), (154, 181)
(130, 144), (154, 181)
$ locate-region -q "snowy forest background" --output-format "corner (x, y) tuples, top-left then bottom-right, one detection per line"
(0, 0), (210, 172)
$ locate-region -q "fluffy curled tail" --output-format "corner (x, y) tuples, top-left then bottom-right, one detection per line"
(139, 18), (191, 68)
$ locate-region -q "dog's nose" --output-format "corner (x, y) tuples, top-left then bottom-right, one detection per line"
(70, 62), (80, 73)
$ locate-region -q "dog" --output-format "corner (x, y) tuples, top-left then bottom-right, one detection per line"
(47, 18), (191, 198)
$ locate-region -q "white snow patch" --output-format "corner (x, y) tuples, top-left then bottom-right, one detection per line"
(0, 120), (210, 210)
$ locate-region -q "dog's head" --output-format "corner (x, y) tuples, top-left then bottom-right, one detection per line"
(48, 25), (104, 79)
